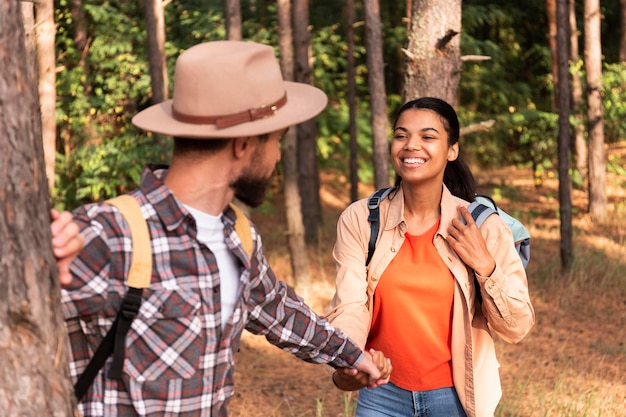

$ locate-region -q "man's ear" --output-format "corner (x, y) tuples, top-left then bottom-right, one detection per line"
(232, 137), (250, 159)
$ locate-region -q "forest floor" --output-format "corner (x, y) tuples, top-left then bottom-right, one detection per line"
(228, 142), (626, 417)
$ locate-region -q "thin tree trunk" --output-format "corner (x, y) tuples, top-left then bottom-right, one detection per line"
(224, 0), (242, 40)
(620, 0), (626, 62)
(363, 0), (389, 190)
(277, 0), (312, 301)
(556, 0), (573, 272)
(143, 0), (168, 103)
(570, 0), (587, 187)
(584, 0), (607, 221)
(36, 0), (58, 191)
(346, 0), (359, 202)
(293, 0), (321, 245)
(547, 0), (558, 109)
(0, 0), (76, 414)
(402, 0), (462, 105)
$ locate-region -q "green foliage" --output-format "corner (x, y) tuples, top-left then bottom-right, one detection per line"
(602, 63), (626, 143)
(51, 0), (625, 211)
(54, 133), (169, 210)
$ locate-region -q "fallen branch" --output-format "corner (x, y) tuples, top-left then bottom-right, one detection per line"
(461, 55), (492, 62)
(460, 119), (496, 136)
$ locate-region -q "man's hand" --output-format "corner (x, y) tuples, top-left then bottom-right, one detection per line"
(50, 209), (84, 286)
(333, 349), (392, 391)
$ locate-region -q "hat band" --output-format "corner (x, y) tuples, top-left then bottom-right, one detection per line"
(172, 92), (288, 129)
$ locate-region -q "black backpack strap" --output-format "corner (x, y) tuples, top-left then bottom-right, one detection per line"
(366, 187), (394, 266)
(73, 287), (143, 400)
(108, 287), (144, 379)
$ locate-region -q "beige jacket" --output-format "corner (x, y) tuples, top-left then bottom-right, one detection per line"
(326, 186), (535, 417)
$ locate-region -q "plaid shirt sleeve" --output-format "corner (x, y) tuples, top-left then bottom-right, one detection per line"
(242, 230), (364, 370)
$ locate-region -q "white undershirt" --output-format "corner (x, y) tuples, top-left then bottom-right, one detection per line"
(184, 205), (241, 331)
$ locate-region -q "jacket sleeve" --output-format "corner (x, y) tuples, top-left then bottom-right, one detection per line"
(475, 215), (535, 343)
(325, 202), (372, 350)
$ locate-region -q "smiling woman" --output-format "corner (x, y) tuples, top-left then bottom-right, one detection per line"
(326, 97), (535, 417)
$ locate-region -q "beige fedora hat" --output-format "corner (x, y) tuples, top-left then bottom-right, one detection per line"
(132, 40), (328, 138)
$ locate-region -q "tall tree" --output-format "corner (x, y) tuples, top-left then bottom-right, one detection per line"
(143, 0), (169, 103)
(0, 0), (76, 415)
(293, 0), (322, 244)
(402, 0), (462, 105)
(547, 0), (558, 108)
(556, 0), (573, 271)
(345, 0), (359, 202)
(584, 0), (607, 221)
(36, 0), (57, 191)
(363, 0), (390, 189)
(224, 0), (242, 40)
(620, 0), (626, 61)
(276, 0), (312, 301)
(570, 0), (587, 186)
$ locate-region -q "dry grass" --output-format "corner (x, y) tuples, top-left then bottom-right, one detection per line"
(229, 143), (626, 417)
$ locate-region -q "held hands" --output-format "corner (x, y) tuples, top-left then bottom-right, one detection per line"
(50, 209), (84, 286)
(332, 349), (392, 391)
(447, 205), (496, 277)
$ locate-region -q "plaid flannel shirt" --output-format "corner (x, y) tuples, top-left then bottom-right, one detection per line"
(61, 166), (363, 417)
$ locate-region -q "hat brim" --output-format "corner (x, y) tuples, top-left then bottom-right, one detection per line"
(132, 81), (328, 139)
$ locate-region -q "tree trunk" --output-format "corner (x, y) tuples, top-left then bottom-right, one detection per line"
(224, 0), (242, 40)
(363, 0), (390, 190)
(584, 0), (607, 221)
(293, 0), (321, 245)
(346, 0), (359, 202)
(619, 0), (626, 62)
(547, 0), (558, 109)
(402, 0), (462, 106)
(556, 0), (573, 272)
(277, 0), (312, 301)
(36, 0), (58, 192)
(143, 0), (169, 103)
(570, 0), (587, 187)
(0, 0), (76, 415)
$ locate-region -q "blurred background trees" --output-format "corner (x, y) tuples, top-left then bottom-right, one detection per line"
(47, 0), (626, 210)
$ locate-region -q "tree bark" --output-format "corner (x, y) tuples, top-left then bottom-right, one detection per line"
(402, 0), (462, 106)
(224, 0), (242, 41)
(36, 0), (58, 192)
(363, 0), (390, 190)
(556, 0), (573, 272)
(143, 0), (169, 103)
(547, 0), (558, 108)
(584, 0), (607, 221)
(619, 0), (626, 62)
(277, 0), (312, 301)
(0, 0), (76, 415)
(570, 0), (587, 187)
(293, 0), (322, 245)
(345, 0), (359, 202)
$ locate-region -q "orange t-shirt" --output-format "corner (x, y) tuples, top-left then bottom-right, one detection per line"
(366, 219), (455, 391)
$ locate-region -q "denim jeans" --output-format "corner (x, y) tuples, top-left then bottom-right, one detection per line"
(356, 382), (467, 417)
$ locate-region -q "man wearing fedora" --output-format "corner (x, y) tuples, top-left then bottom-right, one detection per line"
(60, 40), (391, 416)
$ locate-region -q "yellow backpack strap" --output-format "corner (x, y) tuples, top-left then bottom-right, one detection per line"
(229, 203), (254, 260)
(106, 194), (152, 289)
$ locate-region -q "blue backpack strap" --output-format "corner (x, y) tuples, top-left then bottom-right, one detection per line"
(472, 195), (531, 269)
(366, 187), (394, 266)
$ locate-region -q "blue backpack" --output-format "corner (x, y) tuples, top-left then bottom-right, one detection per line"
(366, 187), (531, 269)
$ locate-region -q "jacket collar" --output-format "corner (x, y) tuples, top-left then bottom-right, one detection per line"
(383, 184), (466, 239)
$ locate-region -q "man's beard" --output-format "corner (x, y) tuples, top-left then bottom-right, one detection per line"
(231, 170), (273, 208)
